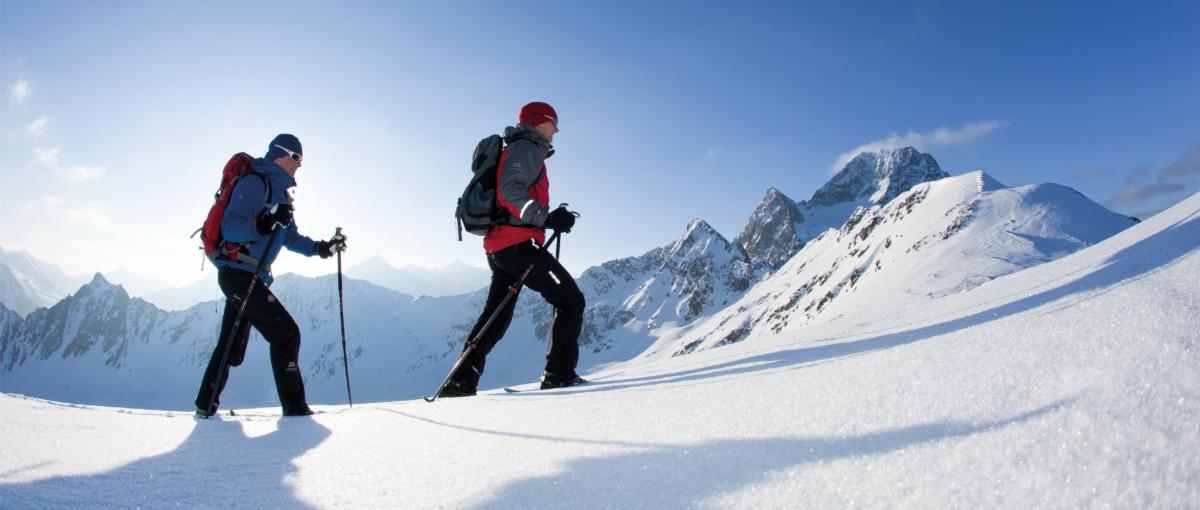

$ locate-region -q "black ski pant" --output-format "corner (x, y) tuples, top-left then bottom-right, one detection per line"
(195, 267), (309, 415)
(451, 238), (586, 389)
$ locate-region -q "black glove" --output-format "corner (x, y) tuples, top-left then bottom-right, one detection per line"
(545, 206), (576, 233)
(255, 203), (294, 235)
(316, 233), (348, 259)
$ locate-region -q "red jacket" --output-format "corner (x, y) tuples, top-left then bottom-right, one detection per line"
(483, 128), (552, 253)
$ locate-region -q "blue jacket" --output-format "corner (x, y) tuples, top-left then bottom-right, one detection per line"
(215, 158), (318, 284)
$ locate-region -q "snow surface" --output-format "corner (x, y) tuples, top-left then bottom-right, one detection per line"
(2, 192), (1197, 508)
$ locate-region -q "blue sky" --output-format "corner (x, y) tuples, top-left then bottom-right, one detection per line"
(2, 0), (1198, 286)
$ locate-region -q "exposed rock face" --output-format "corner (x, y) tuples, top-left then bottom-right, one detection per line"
(736, 147), (949, 269)
(1, 273), (168, 371)
(733, 188), (805, 269)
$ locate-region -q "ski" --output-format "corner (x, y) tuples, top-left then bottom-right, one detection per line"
(232, 409), (326, 418)
(195, 409), (324, 419)
(503, 378), (589, 394)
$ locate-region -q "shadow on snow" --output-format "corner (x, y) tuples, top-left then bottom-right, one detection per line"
(470, 399), (1073, 509)
(0, 416), (330, 508)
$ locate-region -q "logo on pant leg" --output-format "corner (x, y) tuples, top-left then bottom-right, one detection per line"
(267, 294), (277, 303)
(286, 361), (298, 372)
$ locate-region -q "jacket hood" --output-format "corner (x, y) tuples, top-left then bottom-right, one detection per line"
(504, 124), (554, 157)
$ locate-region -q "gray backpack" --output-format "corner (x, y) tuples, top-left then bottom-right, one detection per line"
(455, 133), (545, 240)
(456, 135), (504, 239)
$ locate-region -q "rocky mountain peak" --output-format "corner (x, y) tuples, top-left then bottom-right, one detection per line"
(808, 147), (948, 208)
(735, 187), (806, 269)
(684, 218), (719, 237)
(62, 272), (132, 309)
(668, 219), (736, 259)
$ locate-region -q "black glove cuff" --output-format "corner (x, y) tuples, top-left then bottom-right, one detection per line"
(317, 241), (334, 259)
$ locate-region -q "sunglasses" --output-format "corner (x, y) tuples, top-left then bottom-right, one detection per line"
(274, 144), (303, 163)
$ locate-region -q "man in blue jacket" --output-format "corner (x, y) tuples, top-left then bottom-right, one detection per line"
(195, 133), (346, 417)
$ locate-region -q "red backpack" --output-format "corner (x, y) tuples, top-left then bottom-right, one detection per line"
(192, 153), (272, 267)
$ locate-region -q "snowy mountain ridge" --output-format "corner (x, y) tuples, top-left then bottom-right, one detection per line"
(735, 147), (950, 269)
(0, 148), (1137, 410)
(1, 190), (1196, 508)
(0, 247), (86, 317)
(0, 264), (49, 318)
(652, 171), (1135, 359)
(810, 146), (948, 207)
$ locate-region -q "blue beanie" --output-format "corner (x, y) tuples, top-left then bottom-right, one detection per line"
(266, 133), (302, 161)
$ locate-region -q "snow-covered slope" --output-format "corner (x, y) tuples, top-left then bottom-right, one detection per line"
(0, 264), (47, 317)
(0, 247), (87, 316)
(0, 247), (87, 301)
(346, 256), (490, 297)
(1, 192), (1196, 509)
(659, 171), (1136, 357)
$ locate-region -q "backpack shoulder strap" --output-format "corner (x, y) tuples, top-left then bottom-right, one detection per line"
(242, 171), (273, 205)
(499, 139), (547, 186)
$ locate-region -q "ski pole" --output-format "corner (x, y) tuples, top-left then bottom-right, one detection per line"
(204, 222), (283, 415)
(424, 230), (563, 402)
(552, 203), (580, 260)
(335, 227), (353, 407)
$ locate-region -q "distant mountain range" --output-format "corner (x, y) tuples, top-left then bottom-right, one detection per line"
(0, 147), (1140, 409)
(345, 257), (490, 297)
(0, 247), (88, 316)
(0, 249), (491, 316)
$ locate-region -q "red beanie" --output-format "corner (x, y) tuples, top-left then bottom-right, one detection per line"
(519, 102), (558, 127)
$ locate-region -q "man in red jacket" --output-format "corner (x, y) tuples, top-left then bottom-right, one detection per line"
(444, 102), (586, 396)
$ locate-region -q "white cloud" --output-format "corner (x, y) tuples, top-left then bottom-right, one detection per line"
(61, 202), (111, 228)
(832, 120), (1007, 173)
(33, 147), (107, 183)
(61, 165), (107, 183)
(23, 195), (66, 212)
(27, 115), (52, 137)
(10, 78), (32, 105)
(34, 146), (60, 167)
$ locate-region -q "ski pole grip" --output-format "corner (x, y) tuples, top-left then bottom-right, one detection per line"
(557, 202), (581, 219)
